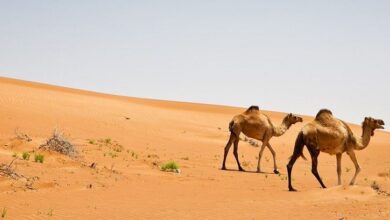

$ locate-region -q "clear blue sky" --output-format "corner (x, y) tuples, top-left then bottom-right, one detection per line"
(1, 1), (389, 129)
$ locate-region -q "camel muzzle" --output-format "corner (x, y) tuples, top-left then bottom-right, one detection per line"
(377, 120), (385, 129)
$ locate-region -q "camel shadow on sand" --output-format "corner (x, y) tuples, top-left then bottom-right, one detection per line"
(220, 168), (276, 175)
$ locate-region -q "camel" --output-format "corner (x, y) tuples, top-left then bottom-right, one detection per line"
(221, 106), (303, 174)
(287, 109), (385, 191)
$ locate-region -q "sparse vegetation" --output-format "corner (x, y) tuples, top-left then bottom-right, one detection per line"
(0, 158), (24, 180)
(92, 138), (124, 154)
(12, 152), (17, 158)
(241, 161), (251, 167)
(112, 144), (123, 153)
(15, 128), (32, 142)
(345, 167), (351, 173)
(181, 156), (189, 160)
(40, 128), (78, 158)
(108, 152), (118, 158)
(22, 152), (30, 160)
(131, 151), (138, 159)
(104, 138), (111, 145)
(34, 154), (44, 163)
(160, 161), (180, 172)
(371, 181), (390, 196)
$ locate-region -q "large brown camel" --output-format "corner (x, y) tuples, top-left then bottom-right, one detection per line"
(221, 106), (303, 174)
(287, 109), (385, 191)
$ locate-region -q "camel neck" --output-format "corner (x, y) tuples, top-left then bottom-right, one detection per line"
(273, 120), (290, 137)
(355, 125), (372, 150)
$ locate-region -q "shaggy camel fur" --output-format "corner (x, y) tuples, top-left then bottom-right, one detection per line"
(287, 109), (385, 191)
(222, 106), (303, 173)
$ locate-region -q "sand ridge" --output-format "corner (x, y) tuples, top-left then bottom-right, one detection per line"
(0, 77), (389, 219)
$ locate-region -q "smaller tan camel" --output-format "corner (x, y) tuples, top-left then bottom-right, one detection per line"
(287, 109), (385, 191)
(221, 106), (303, 173)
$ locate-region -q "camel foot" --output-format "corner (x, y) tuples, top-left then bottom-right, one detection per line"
(288, 187), (297, 192)
(221, 166), (227, 170)
(238, 167), (246, 172)
(273, 169), (280, 174)
(349, 182), (355, 186)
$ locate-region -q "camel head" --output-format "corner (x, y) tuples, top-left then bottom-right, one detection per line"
(284, 113), (303, 125)
(363, 117), (385, 136)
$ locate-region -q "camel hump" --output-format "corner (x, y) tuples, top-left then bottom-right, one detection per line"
(245, 105), (260, 113)
(315, 109), (333, 120)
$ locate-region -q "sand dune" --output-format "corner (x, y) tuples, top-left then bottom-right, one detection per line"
(0, 76), (389, 220)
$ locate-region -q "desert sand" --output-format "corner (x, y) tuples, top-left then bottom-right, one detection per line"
(0, 76), (389, 220)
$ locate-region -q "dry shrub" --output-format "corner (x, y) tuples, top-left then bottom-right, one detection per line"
(0, 159), (39, 189)
(15, 128), (32, 142)
(40, 128), (78, 158)
(0, 158), (24, 180)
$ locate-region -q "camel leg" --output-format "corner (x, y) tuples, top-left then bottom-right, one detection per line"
(287, 131), (305, 191)
(233, 138), (245, 171)
(221, 134), (235, 170)
(287, 153), (300, 191)
(347, 150), (361, 185)
(266, 143), (279, 174)
(336, 153), (342, 185)
(307, 146), (326, 188)
(257, 142), (268, 173)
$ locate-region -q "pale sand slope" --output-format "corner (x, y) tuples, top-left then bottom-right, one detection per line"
(0, 76), (389, 220)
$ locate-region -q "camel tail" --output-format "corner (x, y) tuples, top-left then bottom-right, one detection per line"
(229, 120), (241, 138)
(228, 121), (234, 133)
(289, 131), (307, 161)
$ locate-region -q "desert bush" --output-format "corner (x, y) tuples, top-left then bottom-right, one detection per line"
(40, 128), (78, 158)
(160, 161), (179, 172)
(22, 152), (30, 160)
(34, 154), (44, 163)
